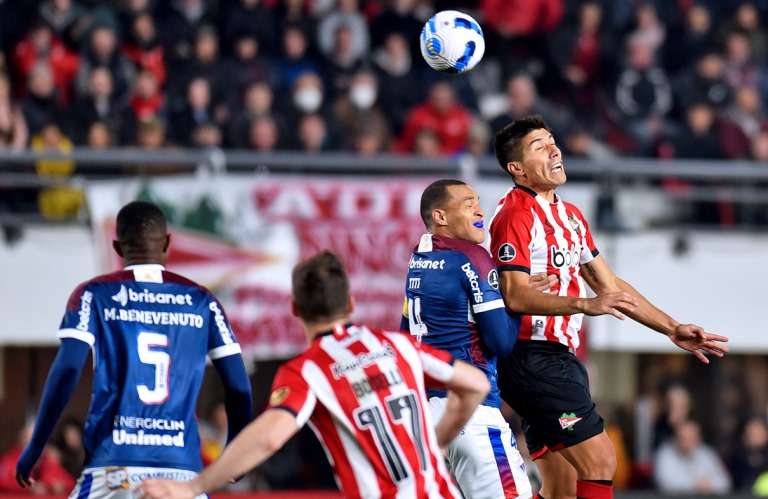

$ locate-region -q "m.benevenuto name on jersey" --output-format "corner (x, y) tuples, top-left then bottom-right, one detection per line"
(104, 308), (204, 328)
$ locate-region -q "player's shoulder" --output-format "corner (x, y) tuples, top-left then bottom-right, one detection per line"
(161, 270), (210, 295)
(492, 187), (536, 222)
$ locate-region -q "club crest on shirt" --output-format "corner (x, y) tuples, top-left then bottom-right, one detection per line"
(270, 386), (290, 406)
(487, 269), (499, 289)
(567, 216), (581, 235)
(498, 243), (516, 262)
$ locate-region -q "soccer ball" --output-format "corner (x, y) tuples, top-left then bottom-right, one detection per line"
(420, 10), (485, 74)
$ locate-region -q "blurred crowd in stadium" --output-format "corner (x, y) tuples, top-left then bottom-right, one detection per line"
(0, 0), (766, 160)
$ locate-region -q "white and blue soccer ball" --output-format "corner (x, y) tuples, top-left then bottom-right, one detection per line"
(420, 10), (485, 74)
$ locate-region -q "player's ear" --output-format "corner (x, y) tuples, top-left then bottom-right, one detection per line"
(290, 298), (300, 318)
(162, 233), (171, 253)
(507, 161), (524, 178)
(431, 208), (447, 227)
(112, 240), (123, 257)
(347, 295), (355, 315)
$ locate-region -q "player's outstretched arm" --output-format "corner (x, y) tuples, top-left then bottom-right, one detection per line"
(138, 409), (299, 499)
(434, 360), (490, 448)
(16, 338), (91, 488)
(580, 256), (729, 362)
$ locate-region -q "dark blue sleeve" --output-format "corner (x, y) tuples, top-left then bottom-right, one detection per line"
(400, 314), (409, 332)
(212, 355), (253, 446)
(475, 308), (521, 357)
(16, 338), (90, 478)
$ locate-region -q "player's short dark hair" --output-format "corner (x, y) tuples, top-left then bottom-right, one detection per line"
(420, 179), (467, 230)
(292, 251), (350, 323)
(494, 115), (551, 176)
(116, 200), (168, 248)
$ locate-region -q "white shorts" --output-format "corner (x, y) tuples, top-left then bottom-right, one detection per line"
(69, 466), (207, 499)
(429, 397), (533, 499)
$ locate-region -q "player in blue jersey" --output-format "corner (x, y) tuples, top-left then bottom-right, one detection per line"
(15, 200), (253, 499)
(402, 179), (554, 499)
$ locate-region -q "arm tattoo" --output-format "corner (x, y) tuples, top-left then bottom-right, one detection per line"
(582, 263), (598, 283)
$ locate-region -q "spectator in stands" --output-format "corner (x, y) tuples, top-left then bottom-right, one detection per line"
(662, 3), (715, 77)
(85, 120), (113, 149)
(37, 0), (89, 52)
(719, 2), (767, 65)
(245, 115), (281, 152)
(52, 418), (85, 479)
(548, 1), (614, 113)
(626, 3), (666, 59)
(75, 25), (136, 104)
(120, 10), (167, 89)
(316, 0), (369, 68)
(224, 32), (278, 104)
(228, 80), (280, 148)
(0, 423), (74, 494)
(0, 71), (29, 150)
(729, 415), (768, 491)
(465, 118), (492, 158)
(20, 62), (66, 136)
(190, 121), (223, 148)
(412, 128), (441, 157)
(284, 71), (341, 145)
(720, 84), (767, 159)
(352, 124), (388, 156)
(273, 0), (316, 46)
(673, 49), (732, 117)
(322, 24), (367, 100)
(653, 383), (692, 450)
(332, 70), (390, 152)
(135, 117), (168, 149)
(369, 0), (422, 61)
(613, 34), (674, 156)
(294, 113), (334, 152)
(69, 66), (135, 145)
(155, 0), (219, 82)
(479, 0), (564, 83)
(371, 31), (421, 135)
(490, 72), (572, 142)
(31, 121), (84, 221)
(653, 419), (732, 494)
(12, 17), (80, 104)
(398, 80), (472, 155)
(664, 101), (725, 159)
(751, 129), (768, 160)
(130, 69), (165, 123)
(167, 76), (217, 146)
(722, 27), (768, 95)
(222, 0), (279, 57)
(275, 25), (320, 96)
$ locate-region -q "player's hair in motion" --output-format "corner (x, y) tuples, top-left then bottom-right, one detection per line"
(292, 250), (350, 323)
(420, 178), (467, 230)
(116, 200), (168, 249)
(494, 114), (551, 174)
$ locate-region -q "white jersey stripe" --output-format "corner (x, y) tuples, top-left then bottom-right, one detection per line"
(207, 343), (242, 359)
(472, 299), (505, 313)
(58, 328), (95, 346)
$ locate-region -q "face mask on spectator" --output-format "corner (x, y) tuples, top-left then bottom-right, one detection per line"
(350, 84), (376, 109)
(294, 88), (323, 112)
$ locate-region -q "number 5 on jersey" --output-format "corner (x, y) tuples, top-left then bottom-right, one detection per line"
(137, 331), (170, 404)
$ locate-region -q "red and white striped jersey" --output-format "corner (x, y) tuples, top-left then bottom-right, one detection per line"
(267, 323), (461, 499)
(488, 186), (598, 350)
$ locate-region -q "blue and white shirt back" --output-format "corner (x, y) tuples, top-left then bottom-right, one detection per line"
(401, 234), (521, 408)
(58, 264), (242, 472)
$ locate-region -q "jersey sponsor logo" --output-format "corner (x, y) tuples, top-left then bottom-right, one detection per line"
(111, 285), (193, 307)
(112, 429), (185, 447)
(209, 301), (235, 344)
(550, 245), (580, 269)
(104, 308), (204, 328)
(408, 256), (446, 270)
(76, 291), (93, 332)
(498, 243), (516, 262)
(331, 344), (396, 379)
(487, 269), (499, 289)
(559, 412), (582, 431)
(114, 415), (185, 431)
(105, 467), (130, 490)
(461, 262), (483, 303)
(270, 386), (290, 406)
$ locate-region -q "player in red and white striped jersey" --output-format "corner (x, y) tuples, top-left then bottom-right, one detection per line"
(489, 115), (730, 499)
(138, 251), (490, 499)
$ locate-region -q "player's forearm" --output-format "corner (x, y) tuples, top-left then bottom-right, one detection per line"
(615, 278), (679, 336)
(504, 286), (584, 316)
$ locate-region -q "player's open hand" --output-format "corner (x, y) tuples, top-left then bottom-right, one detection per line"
(15, 470), (33, 489)
(578, 292), (639, 319)
(135, 479), (196, 499)
(528, 273), (558, 293)
(669, 324), (729, 364)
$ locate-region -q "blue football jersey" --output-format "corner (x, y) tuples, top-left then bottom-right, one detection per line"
(57, 264), (243, 472)
(401, 234), (521, 408)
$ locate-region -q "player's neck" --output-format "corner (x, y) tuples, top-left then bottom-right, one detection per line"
(304, 317), (351, 340)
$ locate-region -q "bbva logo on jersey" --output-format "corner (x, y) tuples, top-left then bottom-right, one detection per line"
(550, 245), (580, 269)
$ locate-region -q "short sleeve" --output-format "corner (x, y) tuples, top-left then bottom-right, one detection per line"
(268, 362), (316, 428)
(206, 296), (242, 360)
(489, 206), (534, 273)
(57, 282), (96, 346)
